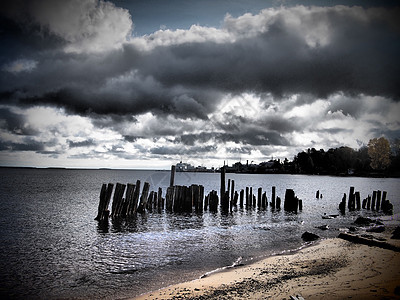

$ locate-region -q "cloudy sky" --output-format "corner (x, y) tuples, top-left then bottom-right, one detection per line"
(0, 0), (399, 169)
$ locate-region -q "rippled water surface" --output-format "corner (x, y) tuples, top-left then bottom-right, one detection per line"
(0, 168), (399, 299)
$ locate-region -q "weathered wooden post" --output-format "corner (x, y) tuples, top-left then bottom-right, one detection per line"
(367, 195), (371, 210)
(382, 191), (387, 203)
(348, 187), (355, 211)
(339, 193), (346, 214)
(166, 186), (174, 211)
(271, 186), (276, 208)
(157, 187), (163, 210)
(220, 166), (226, 201)
(231, 180), (235, 204)
(209, 190), (219, 212)
(111, 183), (126, 218)
(355, 191), (361, 210)
(284, 189), (298, 212)
(276, 196), (281, 209)
(124, 183), (135, 217)
(173, 185), (181, 212)
(137, 182), (150, 213)
(372, 191), (377, 210)
(95, 183), (107, 221)
(95, 183), (114, 221)
(183, 186), (192, 212)
(199, 185), (204, 212)
(233, 191), (238, 207)
(170, 165), (176, 187)
(133, 180), (141, 214)
(376, 190), (382, 211)
(239, 189), (244, 208)
(250, 187), (253, 207)
(316, 190), (320, 199)
(257, 187), (262, 208)
(204, 193), (209, 211)
(261, 192), (267, 208)
(146, 191), (154, 210)
(245, 187), (249, 208)
(362, 198), (367, 209)
(227, 179), (231, 202)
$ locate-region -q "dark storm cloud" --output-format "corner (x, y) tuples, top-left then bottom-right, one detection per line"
(178, 129), (289, 147)
(0, 2), (399, 168)
(1, 4), (399, 126)
(140, 12), (400, 100)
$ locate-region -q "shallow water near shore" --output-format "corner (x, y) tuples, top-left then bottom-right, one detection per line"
(0, 168), (399, 299)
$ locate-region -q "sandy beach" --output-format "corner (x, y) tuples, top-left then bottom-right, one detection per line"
(135, 224), (400, 300)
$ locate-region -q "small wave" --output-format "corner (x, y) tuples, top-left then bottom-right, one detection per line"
(199, 256), (243, 279)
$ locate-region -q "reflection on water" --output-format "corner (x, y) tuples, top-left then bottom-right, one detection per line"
(0, 168), (399, 299)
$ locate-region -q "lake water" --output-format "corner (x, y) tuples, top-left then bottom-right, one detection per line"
(0, 168), (399, 299)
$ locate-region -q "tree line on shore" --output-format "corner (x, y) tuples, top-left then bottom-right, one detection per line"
(225, 137), (400, 177)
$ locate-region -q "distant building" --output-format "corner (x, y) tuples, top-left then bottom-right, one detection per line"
(175, 161), (214, 172)
(176, 161), (194, 172)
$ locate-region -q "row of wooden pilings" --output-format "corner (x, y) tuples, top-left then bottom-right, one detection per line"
(95, 165), (303, 222)
(217, 166), (302, 213)
(338, 186), (393, 214)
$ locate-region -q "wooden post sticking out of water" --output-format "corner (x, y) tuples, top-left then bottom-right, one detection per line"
(261, 192), (267, 209)
(208, 190), (219, 212)
(220, 166), (226, 200)
(230, 180), (235, 205)
(367, 195), (371, 210)
(245, 187), (249, 208)
(166, 186), (174, 211)
(240, 189), (244, 208)
(316, 190), (320, 199)
(355, 191), (361, 210)
(339, 193), (346, 214)
(362, 198), (367, 209)
(284, 188), (298, 212)
(124, 183), (135, 217)
(372, 191), (377, 210)
(137, 182), (150, 213)
(276, 196), (281, 209)
(146, 191), (154, 211)
(271, 186), (276, 208)
(227, 179), (231, 201)
(348, 187), (355, 211)
(257, 188), (262, 208)
(192, 184), (204, 213)
(376, 190), (382, 211)
(95, 183), (114, 221)
(170, 165), (176, 187)
(249, 187), (253, 207)
(157, 187), (163, 211)
(111, 183), (126, 218)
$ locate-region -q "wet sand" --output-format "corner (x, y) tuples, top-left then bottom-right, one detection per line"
(135, 225), (400, 300)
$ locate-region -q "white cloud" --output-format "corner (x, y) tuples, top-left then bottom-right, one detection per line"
(30, 0), (133, 53)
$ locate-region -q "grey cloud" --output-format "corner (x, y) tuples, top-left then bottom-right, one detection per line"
(68, 139), (96, 148)
(0, 107), (38, 135)
(2, 5), (398, 124)
(150, 145), (217, 155)
(0, 138), (44, 151)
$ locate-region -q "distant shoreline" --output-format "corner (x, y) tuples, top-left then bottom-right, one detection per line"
(1, 166), (399, 178)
